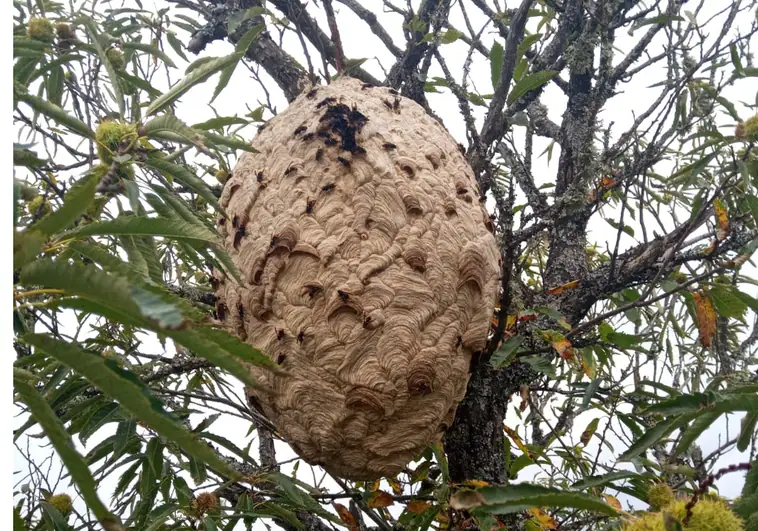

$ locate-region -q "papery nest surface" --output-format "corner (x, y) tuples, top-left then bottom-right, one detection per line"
(215, 76), (500, 480)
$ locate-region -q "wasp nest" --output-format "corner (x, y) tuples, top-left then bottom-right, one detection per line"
(215, 77), (500, 480)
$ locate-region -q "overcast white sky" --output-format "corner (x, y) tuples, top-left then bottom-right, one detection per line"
(9, 0), (758, 528)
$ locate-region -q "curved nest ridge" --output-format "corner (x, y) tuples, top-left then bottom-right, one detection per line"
(215, 76), (500, 480)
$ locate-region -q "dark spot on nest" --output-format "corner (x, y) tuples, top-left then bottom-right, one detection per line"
(321, 183), (335, 193)
(297, 331), (305, 344)
(284, 166), (297, 176)
(316, 148), (324, 161)
(270, 235), (279, 247)
(209, 276), (220, 290)
(337, 156), (351, 168)
(256, 170), (264, 183)
(276, 329), (285, 341)
(306, 285), (322, 298)
(216, 303), (228, 321)
(388, 88), (398, 95)
(337, 290), (350, 302)
(305, 198), (315, 214)
(458, 143), (466, 155)
(352, 146), (366, 156)
(316, 97), (336, 109)
(306, 87), (319, 99)
(383, 142), (397, 150)
(393, 97), (400, 112)
(383, 99), (393, 110)
(361, 83), (374, 89)
(276, 353), (286, 364)
(257, 123), (267, 132)
(302, 132), (315, 142)
(324, 137), (337, 146)
(456, 186), (468, 195)
(293, 125), (307, 136)
(456, 335), (462, 347)
(238, 303), (245, 320)
(232, 215), (239, 228)
(233, 227), (246, 249)
(218, 217), (226, 226)
(362, 315), (372, 328)
(317, 131), (330, 138)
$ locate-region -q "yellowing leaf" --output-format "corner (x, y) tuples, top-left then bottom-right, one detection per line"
(714, 199), (730, 241)
(464, 479), (490, 488)
(581, 352), (596, 379)
(547, 279), (580, 295)
(580, 418), (600, 446)
(527, 507), (557, 529)
(693, 290), (717, 347)
(333, 503), (358, 531)
(520, 384), (529, 411)
(387, 476), (402, 495)
(367, 491), (395, 508)
(553, 338), (575, 360)
(603, 494), (622, 510)
(368, 479), (381, 492)
(503, 425), (532, 456)
(407, 500), (432, 514)
(600, 176), (617, 189)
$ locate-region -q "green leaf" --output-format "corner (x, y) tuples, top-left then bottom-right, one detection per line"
(144, 156), (220, 211)
(571, 471), (642, 490)
(228, 7), (267, 34)
(123, 41), (177, 67)
(193, 327), (276, 368)
(674, 411), (720, 456)
(68, 216), (218, 243)
(115, 69), (162, 97)
(146, 52), (244, 116)
(234, 24), (264, 54)
(490, 41), (504, 90)
(33, 170), (101, 236)
(80, 16), (125, 116)
(17, 91), (95, 138)
(520, 355), (556, 378)
(490, 336), (524, 368)
(147, 437), (165, 476)
(507, 70), (557, 104)
(79, 402), (120, 445)
(452, 483), (620, 516)
(746, 196), (758, 227)
(203, 130), (258, 153)
(14, 377), (120, 527)
(130, 286), (187, 329)
(738, 411), (758, 452)
(192, 116), (248, 130)
(708, 284), (748, 318)
(618, 415), (687, 461)
(598, 322), (642, 348)
(441, 28), (463, 44)
(24, 334), (241, 480)
(166, 31), (188, 62)
(165, 329), (260, 389)
(141, 114), (201, 145)
(20, 260), (147, 325)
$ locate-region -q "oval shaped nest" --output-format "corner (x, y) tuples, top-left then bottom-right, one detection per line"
(215, 76), (500, 480)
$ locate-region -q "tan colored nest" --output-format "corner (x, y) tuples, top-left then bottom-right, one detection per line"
(215, 77), (500, 480)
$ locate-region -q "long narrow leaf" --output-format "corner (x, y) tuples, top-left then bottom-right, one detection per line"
(24, 334), (241, 480)
(33, 170), (101, 236)
(68, 216), (218, 243)
(14, 377), (122, 528)
(146, 53), (243, 116)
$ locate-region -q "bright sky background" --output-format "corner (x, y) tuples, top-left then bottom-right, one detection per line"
(9, 0), (758, 528)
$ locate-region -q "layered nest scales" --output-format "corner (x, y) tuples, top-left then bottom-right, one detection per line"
(215, 77), (500, 480)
